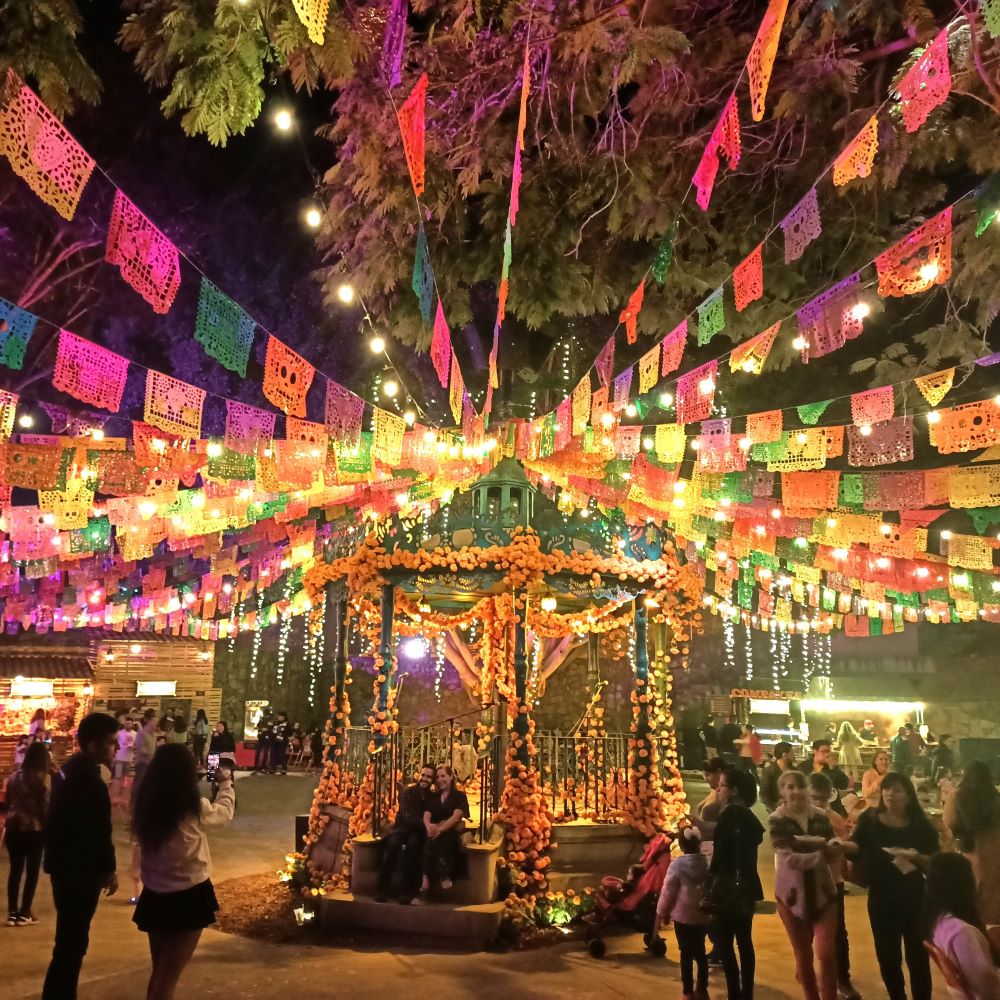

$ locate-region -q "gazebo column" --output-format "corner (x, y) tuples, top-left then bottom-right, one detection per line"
(512, 605), (530, 764)
(373, 583), (395, 749)
(325, 581), (348, 730)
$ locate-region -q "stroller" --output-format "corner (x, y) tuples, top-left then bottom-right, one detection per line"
(583, 833), (673, 958)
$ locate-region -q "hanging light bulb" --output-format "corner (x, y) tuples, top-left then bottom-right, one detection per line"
(742, 359), (757, 373)
(403, 409), (416, 426)
(927, 410), (941, 424)
(919, 262), (940, 283)
(369, 336), (385, 353)
(305, 207), (322, 229)
(17, 413), (33, 428)
(850, 302), (871, 321)
(380, 377), (397, 397)
(273, 107), (294, 132)
(792, 336), (808, 351)
(624, 403), (637, 418)
(698, 376), (715, 394)
(642, 436), (654, 450)
(336, 283), (355, 304)
(859, 424), (873, 436)
(659, 391), (674, 407)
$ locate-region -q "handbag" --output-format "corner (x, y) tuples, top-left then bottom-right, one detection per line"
(700, 871), (751, 919)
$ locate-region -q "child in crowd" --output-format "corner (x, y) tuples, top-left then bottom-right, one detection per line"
(654, 827), (710, 1000)
(926, 852), (1000, 1000)
(808, 772), (860, 1000)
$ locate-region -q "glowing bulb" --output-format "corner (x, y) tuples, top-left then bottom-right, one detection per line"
(880, 523), (892, 536)
(850, 302), (871, 321)
(672, 481), (686, 494)
(274, 108), (293, 131)
(423, 430), (437, 444)
(600, 411), (615, 428)
(403, 409), (416, 426)
(383, 379), (399, 398)
(370, 336), (385, 354)
(336, 283), (355, 304)
(992, 581), (1000, 593)
(796, 432), (808, 444)
(792, 336), (808, 351)
(624, 403), (637, 418)
(832, 548), (849, 560)
(739, 436), (752, 450)
(859, 423), (872, 436)
(402, 638), (426, 659)
(940, 530), (952, 540)
(742, 359), (756, 373)
(17, 413), (32, 428)
(659, 391), (674, 407)
(642, 436), (654, 450)
(690, 439), (701, 450)
(826, 517), (838, 528)
(876, 557), (890, 569)
(91, 428), (105, 441)
(927, 410), (941, 424)
(540, 596), (557, 613)
(305, 207), (322, 229)
(953, 573), (969, 588)
(206, 442), (223, 458)
(771, 507), (782, 519)
(191, 493), (206, 509)
(138, 501), (157, 519)
(919, 262), (940, 283)
(915, 566), (930, 578)
(698, 376), (715, 394)
(130, 643), (142, 655)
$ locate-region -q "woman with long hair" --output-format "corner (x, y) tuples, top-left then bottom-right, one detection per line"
(835, 722), (863, 782)
(926, 852), (1000, 999)
(945, 760), (1000, 926)
(710, 767), (765, 1000)
(839, 772), (939, 1000)
(132, 744), (235, 1000)
(861, 749), (891, 809)
(769, 770), (838, 1000)
(4, 741), (50, 925)
(421, 764), (470, 894)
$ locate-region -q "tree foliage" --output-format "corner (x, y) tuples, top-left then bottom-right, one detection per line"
(2, 0), (1000, 419)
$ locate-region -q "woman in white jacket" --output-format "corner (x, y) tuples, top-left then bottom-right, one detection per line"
(770, 770), (839, 1000)
(653, 827), (710, 1000)
(133, 744), (236, 1000)
(927, 852), (1000, 1000)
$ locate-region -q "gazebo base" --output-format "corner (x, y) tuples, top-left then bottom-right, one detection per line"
(548, 820), (646, 887)
(318, 890), (504, 949)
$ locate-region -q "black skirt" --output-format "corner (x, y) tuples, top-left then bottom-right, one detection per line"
(133, 879), (219, 933)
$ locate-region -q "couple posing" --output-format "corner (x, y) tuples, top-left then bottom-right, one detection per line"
(376, 764), (469, 905)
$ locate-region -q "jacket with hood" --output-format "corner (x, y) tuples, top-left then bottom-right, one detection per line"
(656, 851), (710, 926)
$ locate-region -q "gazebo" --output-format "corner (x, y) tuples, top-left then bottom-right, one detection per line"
(298, 458), (703, 910)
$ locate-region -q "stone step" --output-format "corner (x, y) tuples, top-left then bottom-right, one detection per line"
(318, 890), (504, 949)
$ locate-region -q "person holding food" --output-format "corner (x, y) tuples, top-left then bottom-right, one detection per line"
(837, 772), (939, 1000)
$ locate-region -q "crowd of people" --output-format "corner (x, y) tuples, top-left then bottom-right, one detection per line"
(665, 729), (1000, 1000)
(4, 711), (237, 1000)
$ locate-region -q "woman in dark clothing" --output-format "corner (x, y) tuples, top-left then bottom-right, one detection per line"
(421, 765), (470, 892)
(208, 722), (236, 763)
(710, 766), (765, 1000)
(5, 741), (50, 925)
(839, 771), (939, 1000)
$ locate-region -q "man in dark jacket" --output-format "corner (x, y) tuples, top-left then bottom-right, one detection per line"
(272, 711), (290, 775)
(717, 716), (743, 765)
(759, 741), (796, 811)
(254, 708), (274, 774)
(376, 764), (435, 904)
(42, 712), (120, 1000)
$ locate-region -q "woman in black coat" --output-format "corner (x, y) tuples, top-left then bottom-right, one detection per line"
(709, 767), (765, 1000)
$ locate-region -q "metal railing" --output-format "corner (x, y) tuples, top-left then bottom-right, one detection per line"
(341, 719), (635, 834)
(533, 732), (630, 819)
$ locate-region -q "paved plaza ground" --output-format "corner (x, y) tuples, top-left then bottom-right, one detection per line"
(4, 773), (947, 999)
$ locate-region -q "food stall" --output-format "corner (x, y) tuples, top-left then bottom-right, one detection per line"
(0, 642), (95, 777)
(729, 687), (804, 755)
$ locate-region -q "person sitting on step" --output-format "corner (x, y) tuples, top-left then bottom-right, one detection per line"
(376, 764), (435, 905)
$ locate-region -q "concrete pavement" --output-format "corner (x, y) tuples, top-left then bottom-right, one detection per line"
(3, 772), (946, 999)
